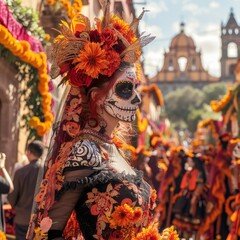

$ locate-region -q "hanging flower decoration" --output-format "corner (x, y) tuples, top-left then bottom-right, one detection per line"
(197, 118), (219, 139)
(0, 230), (7, 240)
(142, 84), (164, 107)
(210, 84), (240, 136)
(45, 0), (83, 20)
(0, 25), (54, 137)
(210, 87), (233, 112)
(0, 0), (54, 139)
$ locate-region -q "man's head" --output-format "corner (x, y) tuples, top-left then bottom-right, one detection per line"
(26, 140), (44, 161)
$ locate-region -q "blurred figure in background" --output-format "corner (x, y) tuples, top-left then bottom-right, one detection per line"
(8, 140), (44, 240)
(0, 152), (14, 233)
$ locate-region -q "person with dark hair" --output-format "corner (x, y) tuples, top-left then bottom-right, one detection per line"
(8, 140), (44, 240)
(0, 153), (13, 233)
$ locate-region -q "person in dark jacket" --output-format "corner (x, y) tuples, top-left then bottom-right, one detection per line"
(8, 140), (44, 240)
(0, 152), (14, 232)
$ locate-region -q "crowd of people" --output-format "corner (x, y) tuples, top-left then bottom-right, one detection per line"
(135, 131), (240, 240)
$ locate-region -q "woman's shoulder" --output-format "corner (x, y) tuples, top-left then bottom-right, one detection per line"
(65, 138), (103, 169)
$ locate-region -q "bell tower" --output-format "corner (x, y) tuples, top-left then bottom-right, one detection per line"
(221, 8), (240, 81)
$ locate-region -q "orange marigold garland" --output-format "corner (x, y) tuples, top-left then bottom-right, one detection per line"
(0, 24), (53, 137)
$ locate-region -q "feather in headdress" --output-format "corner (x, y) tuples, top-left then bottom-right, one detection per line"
(99, 0), (111, 30)
(130, 9), (149, 33)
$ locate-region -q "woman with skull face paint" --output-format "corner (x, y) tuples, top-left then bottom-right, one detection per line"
(25, 2), (179, 240)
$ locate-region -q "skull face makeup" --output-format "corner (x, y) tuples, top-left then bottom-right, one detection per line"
(233, 142), (240, 159)
(104, 67), (141, 122)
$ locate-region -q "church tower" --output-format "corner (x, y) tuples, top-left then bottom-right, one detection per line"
(150, 22), (218, 95)
(221, 8), (240, 81)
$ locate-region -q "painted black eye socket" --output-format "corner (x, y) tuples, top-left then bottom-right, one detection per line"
(115, 81), (133, 99)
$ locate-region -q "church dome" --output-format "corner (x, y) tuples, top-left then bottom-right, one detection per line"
(170, 22), (196, 50)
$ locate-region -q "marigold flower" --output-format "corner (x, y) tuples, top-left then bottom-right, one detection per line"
(30, 117), (40, 128)
(110, 15), (130, 40)
(110, 204), (134, 227)
(160, 226), (180, 240)
(73, 42), (108, 79)
(101, 50), (120, 77)
(132, 207), (143, 223)
(134, 225), (161, 240)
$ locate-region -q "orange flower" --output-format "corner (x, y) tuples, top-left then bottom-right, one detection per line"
(134, 225), (161, 240)
(101, 50), (120, 77)
(0, 230), (7, 240)
(73, 42), (108, 79)
(132, 207), (143, 223)
(110, 204), (133, 227)
(110, 15), (130, 39)
(29, 117), (40, 128)
(160, 226), (180, 240)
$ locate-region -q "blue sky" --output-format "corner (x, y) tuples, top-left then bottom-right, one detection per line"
(134, 0), (240, 78)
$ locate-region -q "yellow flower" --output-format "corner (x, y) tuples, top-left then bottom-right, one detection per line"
(160, 226), (180, 240)
(30, 116), (40, 128)
(0, 230), (7, 240)
(134, 225), (161, 240)
(73, 42), (108, 79)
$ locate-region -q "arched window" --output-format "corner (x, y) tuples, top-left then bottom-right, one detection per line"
(168, 59), (174, 71)
(192, 59), (196, 70)
(178, 57), (187, 71)
(227, 42), (238, 57)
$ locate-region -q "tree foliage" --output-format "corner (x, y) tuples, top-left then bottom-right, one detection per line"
(164, 83), (227, 133)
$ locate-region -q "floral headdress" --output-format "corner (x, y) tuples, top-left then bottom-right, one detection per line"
(50, 0), (155, 87)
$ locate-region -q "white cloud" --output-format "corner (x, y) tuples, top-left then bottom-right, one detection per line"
(209, 1), (220, 9)
(142, 47), (165, 78)
(182, 3), (208, 15)
(135, 1), (168, 17)
(140, 21), (163, 38)
(186, 22), (221, 77)
(145, 1), (168, 14)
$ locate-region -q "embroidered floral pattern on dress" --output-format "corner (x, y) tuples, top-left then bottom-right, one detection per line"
(72, 167), (154, 240)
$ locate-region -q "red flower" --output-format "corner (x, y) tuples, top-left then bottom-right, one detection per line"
(89, 30), (101, 43)
(67, 69), (93, 87)
(101, 28), (118, 48)
(59, 62), (71, 75)
(113, 40), (126, 54)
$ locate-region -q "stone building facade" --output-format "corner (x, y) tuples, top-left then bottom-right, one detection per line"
(150, 9), (240, 95)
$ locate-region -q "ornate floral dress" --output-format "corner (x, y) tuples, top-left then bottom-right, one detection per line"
(45, 134), (157, 240)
